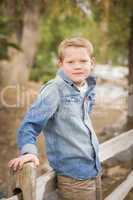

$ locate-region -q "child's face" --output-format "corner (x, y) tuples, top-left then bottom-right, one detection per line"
(59, 46), (93, 86)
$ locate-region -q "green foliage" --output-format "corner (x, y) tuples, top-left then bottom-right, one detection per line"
(30, 0), (132, 82)
(30, 0), (102, 83)
(90, 0), (131, 65)
(0, 1), (23, 60)
(1, 0), (132, 82)
(0, 16), (13, 59)
(107, 0), (131, 65)
(0, 16), (22, 59)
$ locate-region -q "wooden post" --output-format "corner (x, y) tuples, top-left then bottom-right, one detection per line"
(127, 15), (133, 130)
(8, 162), (37, 200)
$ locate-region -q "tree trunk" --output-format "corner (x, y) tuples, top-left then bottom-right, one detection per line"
(127, 15), (133, 130)
(0, 5), (41, 86)
(99, 0), (110, 64)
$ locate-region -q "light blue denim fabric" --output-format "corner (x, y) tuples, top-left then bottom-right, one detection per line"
(17, 69), (102, 180)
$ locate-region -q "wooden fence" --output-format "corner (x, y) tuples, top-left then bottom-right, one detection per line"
(3, 129), (133, 200)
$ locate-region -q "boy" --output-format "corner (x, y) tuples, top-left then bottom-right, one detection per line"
(8, 37), (102, 200)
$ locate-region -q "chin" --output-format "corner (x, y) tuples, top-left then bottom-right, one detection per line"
(73, 77), (85, 82)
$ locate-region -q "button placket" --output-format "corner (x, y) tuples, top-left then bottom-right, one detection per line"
(83, 96), (99, 170)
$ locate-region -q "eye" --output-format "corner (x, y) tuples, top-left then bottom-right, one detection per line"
(80, 60), (88, 63)
(67, 60), (74, 64)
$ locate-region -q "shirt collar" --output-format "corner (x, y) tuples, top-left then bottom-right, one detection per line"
(57, 68), (74, 86)
(57, 68), (96, 88)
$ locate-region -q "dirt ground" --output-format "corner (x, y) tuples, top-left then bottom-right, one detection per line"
(0, 81), (132, 199)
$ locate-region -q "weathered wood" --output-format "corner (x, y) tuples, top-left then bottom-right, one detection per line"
(99, 129), (133, 162)
(36, 169), (56, 200)
(8, 162), (36, 200)
(7, 165), (56, 200)
(4, 193), (21, 200)
(105, 170), (133, 200)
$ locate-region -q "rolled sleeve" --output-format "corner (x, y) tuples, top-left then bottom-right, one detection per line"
(21, 143), (38, 156)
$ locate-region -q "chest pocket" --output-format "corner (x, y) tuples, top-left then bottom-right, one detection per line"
(59, 95), (82, 117)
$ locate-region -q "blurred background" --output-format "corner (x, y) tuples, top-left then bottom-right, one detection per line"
(0, 0), (133, 199)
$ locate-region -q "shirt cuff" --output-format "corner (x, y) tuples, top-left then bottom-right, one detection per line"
(20, 143), (38, 156)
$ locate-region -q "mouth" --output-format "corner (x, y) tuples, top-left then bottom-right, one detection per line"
(72, 72), (84, 75)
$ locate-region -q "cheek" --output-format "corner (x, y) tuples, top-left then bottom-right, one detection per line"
(64, 67), (73, 75)
(84, 68), (91, 74)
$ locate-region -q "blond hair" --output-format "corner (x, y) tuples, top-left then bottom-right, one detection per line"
(58, 37), (94, 61)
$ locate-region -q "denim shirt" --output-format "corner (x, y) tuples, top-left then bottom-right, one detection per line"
(17, 69), (102, 180)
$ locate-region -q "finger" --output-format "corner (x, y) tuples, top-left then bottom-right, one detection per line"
(13, 160), (21, 171)
(29, 156), (39, 167)
(8, 158), (19, 168)
(24, 154), (39, 166)
(8, 159), (17, 167)
(18, 156), (32, 169)
(34, 157), (40, 167)
(18, 157), (30, 169)
(8, 160), (14, 168)
(18, 160), (25, 170)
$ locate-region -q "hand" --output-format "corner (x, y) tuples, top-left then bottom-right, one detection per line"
(8, 154), (39, 171)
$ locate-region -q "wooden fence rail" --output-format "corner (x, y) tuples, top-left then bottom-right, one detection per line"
(3, 129), (133, 200)
(105, 171), (133, 200)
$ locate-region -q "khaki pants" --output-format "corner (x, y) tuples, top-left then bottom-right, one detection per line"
(57, 175), (102, 200)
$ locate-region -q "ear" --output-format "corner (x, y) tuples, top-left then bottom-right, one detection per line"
(58, 58), (63, 68)
(90, 57), (96, 70)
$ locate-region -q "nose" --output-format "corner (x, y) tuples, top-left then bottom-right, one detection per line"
(72, 62), (82, 70)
